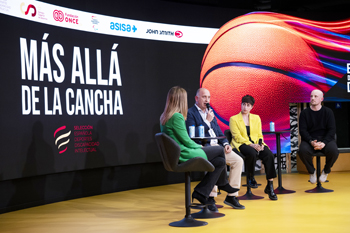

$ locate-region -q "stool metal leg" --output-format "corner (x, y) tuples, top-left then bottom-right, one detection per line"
(238, 176), (264, 200)
(169, 172), (208, 227)
(305, 156), (333, 193)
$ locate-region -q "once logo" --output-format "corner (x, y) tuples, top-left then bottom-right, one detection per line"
(20, 3), (36, 17)
(175, 31), (183, 38)
(54, 126), (71, 154)
(53, 10), (64, 22)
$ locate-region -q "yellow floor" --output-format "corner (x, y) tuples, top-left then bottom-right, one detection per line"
(0, 172), (350, 233)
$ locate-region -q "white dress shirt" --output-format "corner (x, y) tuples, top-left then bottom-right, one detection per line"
(195, 104), (218, 145)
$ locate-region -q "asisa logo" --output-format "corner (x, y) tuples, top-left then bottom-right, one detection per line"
(20, 2), (36, 17)
(110, 22), (137, 33)
(54, 126), (72, 154)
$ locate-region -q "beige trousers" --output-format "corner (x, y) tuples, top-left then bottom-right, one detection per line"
(210, 147), (243, 197)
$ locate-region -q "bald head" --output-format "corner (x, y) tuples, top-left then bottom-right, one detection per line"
(310, 89), (324, 110)
(196, 88), (209, 97)
(195, 88), (211, 111)
(311, 89), (324, 98)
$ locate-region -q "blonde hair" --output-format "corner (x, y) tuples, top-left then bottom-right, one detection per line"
(160, 86), (188, 125)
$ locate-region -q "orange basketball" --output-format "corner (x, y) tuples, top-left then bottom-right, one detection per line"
(200, 13), (326, 130)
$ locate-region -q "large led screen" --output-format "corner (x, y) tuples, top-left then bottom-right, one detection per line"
(1, 1), (350, 181)
(200, 12), (350, 153)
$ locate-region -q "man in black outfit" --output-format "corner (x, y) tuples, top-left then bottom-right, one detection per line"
(298, 89), (339, 184)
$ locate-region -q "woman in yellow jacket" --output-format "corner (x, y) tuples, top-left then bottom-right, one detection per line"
(229, 95), (277, 200)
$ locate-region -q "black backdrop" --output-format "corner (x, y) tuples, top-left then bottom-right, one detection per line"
(0, 13), (208, 181)
(0, 0), (349, 213)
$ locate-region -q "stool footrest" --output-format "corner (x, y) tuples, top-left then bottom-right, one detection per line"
(305, 185), (333, 193)
(169, 215), (208, 227)
(191, 207), (225, 219)
(190, 203), (206, 209)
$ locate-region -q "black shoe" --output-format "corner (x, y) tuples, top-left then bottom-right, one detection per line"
(208, 203), (218, 212)
(192, 191), (209, 205)
(264, 181), (278, 200)
(248, 177), (258, 189)
(218, 183), (240, 194)
(208, 197), (216, 204)
(224, 196), (245, 209)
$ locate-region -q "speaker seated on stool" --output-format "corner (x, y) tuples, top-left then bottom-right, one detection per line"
(155, 133), (224, 227)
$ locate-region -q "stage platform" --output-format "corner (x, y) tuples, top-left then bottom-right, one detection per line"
(0, 172), (349, 233)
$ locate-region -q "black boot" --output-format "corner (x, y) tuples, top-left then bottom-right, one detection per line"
(207, 197), (218, 212)
(247, 175), (258, 189)
(192, 190), (209, 205)
(264, 181), (277, 200)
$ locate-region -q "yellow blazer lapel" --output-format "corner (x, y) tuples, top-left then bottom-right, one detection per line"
(238, 112), (248, 138)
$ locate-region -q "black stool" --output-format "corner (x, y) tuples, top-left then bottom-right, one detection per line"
(224, 130), (264, 200)
(155, 133), (224, 227)
(305, 151), (333, 193)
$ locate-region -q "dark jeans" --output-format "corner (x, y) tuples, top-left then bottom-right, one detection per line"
(239, 144), (277, 180)
(194, 146), (228, 197)
(298, 140), (339, 174)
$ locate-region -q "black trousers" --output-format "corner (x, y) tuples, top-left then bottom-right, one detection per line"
(239, 144), (277, 180)
(194, 146), (228, 197)
(298, 140), (339, 174)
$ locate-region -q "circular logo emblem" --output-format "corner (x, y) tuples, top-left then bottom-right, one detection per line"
(175, 31), (183, 38)
(53, 10), (64, 22)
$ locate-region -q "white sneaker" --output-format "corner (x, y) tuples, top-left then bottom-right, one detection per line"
(309, 170), (317, 184)
(319, 170), (328, 183)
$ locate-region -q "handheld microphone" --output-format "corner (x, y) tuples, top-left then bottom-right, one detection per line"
(258, 139), (262, 154)
(206, 103), (210, 111)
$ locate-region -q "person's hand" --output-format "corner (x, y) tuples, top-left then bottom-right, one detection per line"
(314, 141), (325, 150)
(310, 140), (317, 148)
(260, 144), (264, 151)
(206, 109), (214, 122)
(225, 144), (232, 153)
(311, 140), (325, 150)
(249, 143), (261, 152)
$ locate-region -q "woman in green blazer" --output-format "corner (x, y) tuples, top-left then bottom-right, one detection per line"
(160, 86), (238, 205)
(229, 95), (277, 200)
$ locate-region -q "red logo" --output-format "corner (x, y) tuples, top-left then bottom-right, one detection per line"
(53, 10), (64, 22)
(175, 31), (183, 38)
(54, 126), (71, 154)
(20, 3), (36, 17)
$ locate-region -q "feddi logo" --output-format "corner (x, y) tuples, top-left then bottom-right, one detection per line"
(20, 2), (36, 17)
(54, 126), (71, 154)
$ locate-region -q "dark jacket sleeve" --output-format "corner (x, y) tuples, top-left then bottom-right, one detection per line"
(185, 107), (196, 135)
(186, 106), (210, 137)
(211, 117), (228, 146)
(322, 107), (336, 145)
(299, 109), (313, 143)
